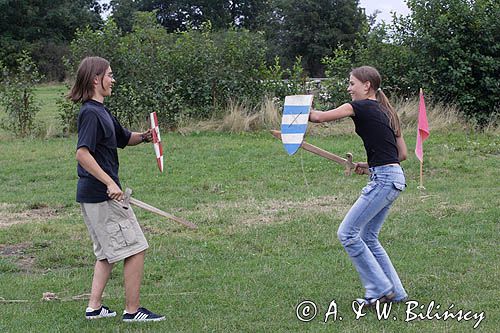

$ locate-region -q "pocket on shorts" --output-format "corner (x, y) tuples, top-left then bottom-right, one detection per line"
(106, 203), (138, 249)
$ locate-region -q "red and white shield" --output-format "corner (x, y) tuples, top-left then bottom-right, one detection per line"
(150, 112), (164, 172)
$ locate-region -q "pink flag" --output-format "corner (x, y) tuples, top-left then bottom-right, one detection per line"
(415, 88), (429, 163)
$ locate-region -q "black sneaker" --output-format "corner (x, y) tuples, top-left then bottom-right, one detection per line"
(85, 305), (117, 319)
(122, 307), (165, 322)
(355, 292), (396, 308)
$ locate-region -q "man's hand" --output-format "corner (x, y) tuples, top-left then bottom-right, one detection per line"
(141, 128), (153, 143)
(107, 183), (123, 201)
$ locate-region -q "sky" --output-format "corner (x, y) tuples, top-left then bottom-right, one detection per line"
(358, 0), (411, 23)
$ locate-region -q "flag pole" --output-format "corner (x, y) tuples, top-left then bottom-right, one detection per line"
(419, 159), (424, 190)
(418, 89), (424, 189)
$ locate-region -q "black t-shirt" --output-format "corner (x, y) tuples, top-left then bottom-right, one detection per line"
(350, 99), (399, 167)
(76, 100), (131, 203)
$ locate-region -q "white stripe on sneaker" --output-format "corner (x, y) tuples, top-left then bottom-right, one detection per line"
(123, 307), (165, 322)
(135, 312), (147, 320)
(86, 306), (116, 319)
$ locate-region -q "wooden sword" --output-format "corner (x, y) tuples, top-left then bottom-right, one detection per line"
(121, 188), (197, 229)
(271, 130), (369, 176)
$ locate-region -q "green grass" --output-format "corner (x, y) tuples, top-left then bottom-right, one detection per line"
(1, 131), (499, 332)
(0, 83), (67, 139)
(34, 83), (67, 126)
(0, 86), (499, 332)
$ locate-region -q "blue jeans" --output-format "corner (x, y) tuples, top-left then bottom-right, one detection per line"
(337, 164), (407, 300)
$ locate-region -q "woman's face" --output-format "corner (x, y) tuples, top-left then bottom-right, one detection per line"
(347, 74), (370, 101)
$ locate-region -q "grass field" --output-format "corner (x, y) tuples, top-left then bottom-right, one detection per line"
(0, 85), (499, 332)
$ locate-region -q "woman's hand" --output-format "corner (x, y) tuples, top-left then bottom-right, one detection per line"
(309, 109), (320, 123)
(354, 162), (369, 175)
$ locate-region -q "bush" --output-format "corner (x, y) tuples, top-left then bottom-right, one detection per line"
(56, 83), (80, 135)
(399, 0), (500, 125)
(60, 12), (304, 131)
(321, 1), (499, 126)
(320, 45), (353, 108)
(0, 51), (44, 136)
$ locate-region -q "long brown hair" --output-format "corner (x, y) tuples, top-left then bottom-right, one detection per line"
(350, 66), (402, 136)
(68, 56), (110, 103)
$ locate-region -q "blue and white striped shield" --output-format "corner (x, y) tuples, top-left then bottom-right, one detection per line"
(281, 95), (314, 155)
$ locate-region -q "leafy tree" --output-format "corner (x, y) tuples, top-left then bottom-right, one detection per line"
(140, 0), (227, 31)
(324, 0), (499, 124)
(400, 0), (499, 123)
(0, 0), (104, 80)
(111, 0), (270, 32)
(321, 45), (353, 107)
(228, 0), (270, 30)
(109, 1), (365, 77)
(110, 0), (141, 33)
(353, 21), (415, 98)
(262, 0), (366, 76)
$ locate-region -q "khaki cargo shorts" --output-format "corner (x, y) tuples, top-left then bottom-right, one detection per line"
(81, 200), (149, 263)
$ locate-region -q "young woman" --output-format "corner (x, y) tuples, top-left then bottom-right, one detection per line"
(70, 56), (165, 322)
(309, 66), (408, 305)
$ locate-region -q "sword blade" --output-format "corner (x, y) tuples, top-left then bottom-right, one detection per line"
(270, 130), (368, 175)
(129, 197), (197, 229)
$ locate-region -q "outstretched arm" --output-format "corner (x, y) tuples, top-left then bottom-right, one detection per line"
(309, 103), (354, 123)
(128, 129), (153, 146)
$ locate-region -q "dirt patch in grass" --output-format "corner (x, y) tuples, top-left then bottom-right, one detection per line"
(195, 195), (351, 226)
(0, 203), (61, 228)
(0, 242), (35, 271)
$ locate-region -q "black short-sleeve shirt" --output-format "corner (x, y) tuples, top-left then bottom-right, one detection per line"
(350, 99), (399, 167)
(76, 100), (131, 203)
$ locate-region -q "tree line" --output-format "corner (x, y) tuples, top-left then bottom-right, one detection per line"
(0, 0), (365, 79)
(0, 0), (498, 132)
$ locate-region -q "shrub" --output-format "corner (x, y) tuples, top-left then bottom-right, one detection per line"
(56, 83), (80, 135)
(0, 51), (44, 136)
(60, 12), (304, 131)
(400, 0), (500, 125)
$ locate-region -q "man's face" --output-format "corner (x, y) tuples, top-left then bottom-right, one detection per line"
(95, 66), (115, 98)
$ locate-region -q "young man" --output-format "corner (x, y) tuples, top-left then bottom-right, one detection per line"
(69, 56), (165, 322)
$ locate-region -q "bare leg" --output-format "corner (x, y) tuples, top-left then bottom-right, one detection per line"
(88, 259), (114, 309)
(124, 250), (145, 313)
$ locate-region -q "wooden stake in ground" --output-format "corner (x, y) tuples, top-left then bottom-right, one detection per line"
(419, 160), (424, 189)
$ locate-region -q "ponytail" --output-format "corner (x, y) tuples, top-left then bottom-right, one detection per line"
(351, 66), (402, 137)
(376, 89), (402, 137)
